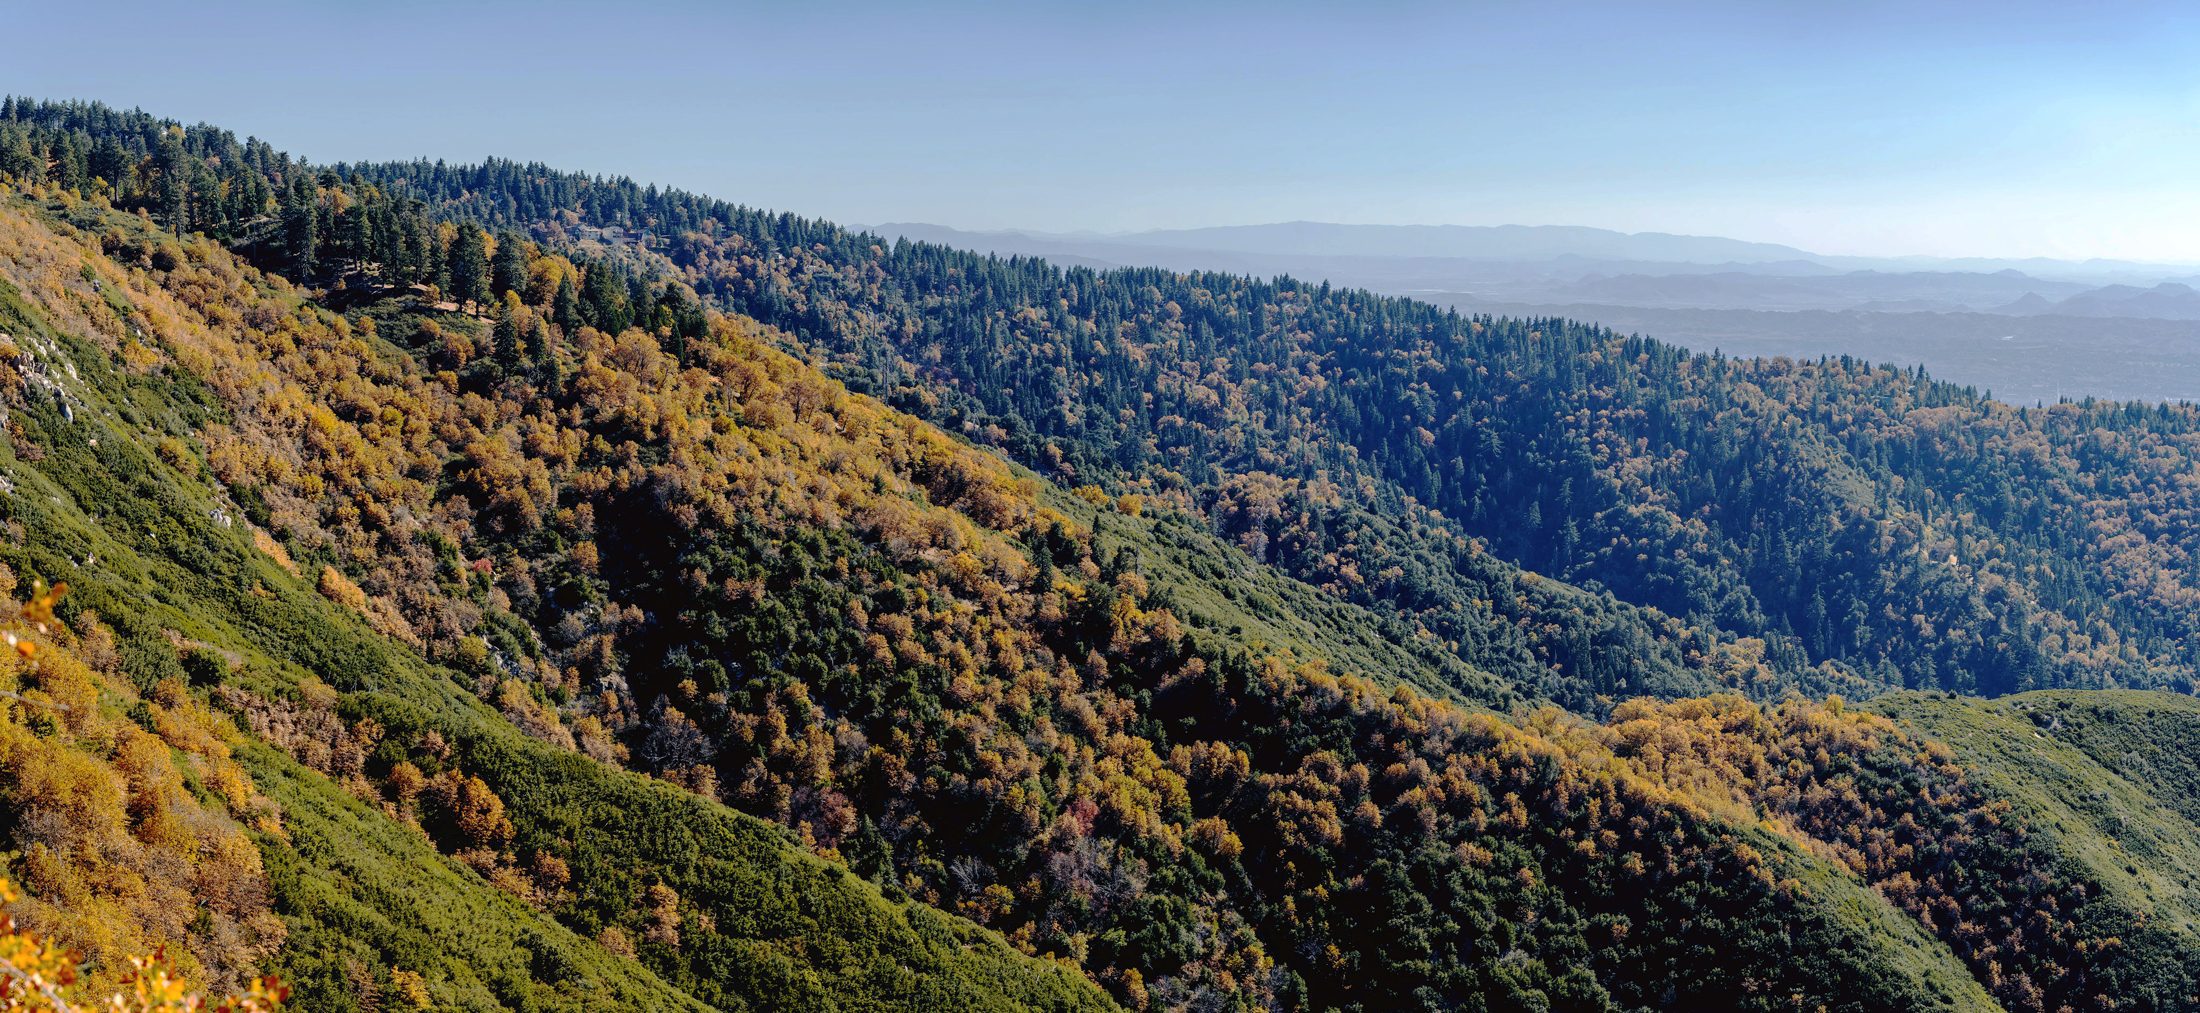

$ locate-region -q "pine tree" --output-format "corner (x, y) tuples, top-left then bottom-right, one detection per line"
(491, 231), (529, 298)
(552, 274), (582, 332)
(338, 180), (375, 275)
(659, 285), (705, 364)
(314, 170), (341, 270)
(155, 130), (190, 233)
(426, 221), (452, 293)
(846, 817), (894, 884)
(393, 212), (426, 287)
(450, 223), (492, 312)
(527, 315), (560, 387)
(188, 161), (221, 235)
(628, 275), (656, 330)
(493, 292), (527, 374)
(48, 132), (87, 191)
(281, 172), (319, 280)
(580, 264), (629, 333)
(0, 126), (39, 180)
(88, 135), (129, 192)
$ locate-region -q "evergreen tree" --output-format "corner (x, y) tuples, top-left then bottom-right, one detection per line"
(580, 263), (629, 333)
(337, 179), (375, 274)
(658, 285), (705, 363)
(493, 292), (526, 374)
(150, 128), (189, 231)
(187, 161), (220, 235)
(846, 817), (894, 884)
(48, 132), (88, 191)
(314, 169), (341, 268)
(628, 274), (656, 331)
(450, 222), (492, 312)
(0, 125), (39, 180)
(552, 274), (582, 332)
(87, 135), (129, 192)
(394, 212), (427, 288)
(425, 221), (451, 293)
(491, 230), (529, 298)
(280, 172), (319, 280)
(527, 314), (560, 387)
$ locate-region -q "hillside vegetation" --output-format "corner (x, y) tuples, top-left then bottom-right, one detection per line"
(0, 183), (1111, 1011)
(0, 98), (2197, 1011)
(309, 141), (2200, 707)
(1876, 690), (2200, 1009)
(0, 177), (1967, 1011)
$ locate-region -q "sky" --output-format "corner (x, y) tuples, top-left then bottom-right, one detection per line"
(7, 0), (2200, 260)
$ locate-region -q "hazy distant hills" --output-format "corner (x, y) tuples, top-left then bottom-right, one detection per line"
(868, 221), (2200, 401)
(867, 222), (2200, 309)
(1095, 221), (1819, 262)
(920, 221), (2198, 278)
(1449, 301), (2200, 403)
(23, 97), (2200, 1010)
(2047, 281), (2200, 320)
(1538, 269), (2102, 313)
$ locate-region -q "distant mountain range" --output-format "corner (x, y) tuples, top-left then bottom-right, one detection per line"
(2044, 281), (2200, 320)
(866, 220), (2200, 317)
(21, 97), (2200, 1011)
(888, 221), (2200, 275)
(1089, 221), (1821, 263)
(869, 221), (2200, 287)
(864, 221), (2200, 401)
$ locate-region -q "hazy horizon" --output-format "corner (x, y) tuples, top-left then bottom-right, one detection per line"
(15, 11), (2200, 1008)
(8, 1), (2200, 262)
(859, 219), (2200, 269)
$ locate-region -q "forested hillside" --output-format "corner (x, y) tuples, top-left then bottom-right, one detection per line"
(0, 173), (1114, 1010)
(0, 167), (1964, 1011)
(662, 229), (2200, 702)
(2, 97), (2200, 1011)
(18, 98), (2200, 709)
(292, 122), (2200, 707)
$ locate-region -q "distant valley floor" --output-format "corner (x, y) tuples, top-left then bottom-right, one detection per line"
(1449, 299), (2200, 404)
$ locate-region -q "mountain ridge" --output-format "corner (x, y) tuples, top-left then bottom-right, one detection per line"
(6, 95), (2200, 1011)
(867, 219), (2200, 278)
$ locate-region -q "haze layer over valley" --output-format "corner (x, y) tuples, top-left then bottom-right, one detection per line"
(873, 221), (2200, 403)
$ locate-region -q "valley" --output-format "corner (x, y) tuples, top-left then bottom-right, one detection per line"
(0, 98), (2197, 1011)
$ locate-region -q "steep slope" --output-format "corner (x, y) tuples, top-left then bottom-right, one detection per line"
(4, 97), (1775, 720)
(288, 143), (2200, 706)
(0, 578), (287, 1000)
(0, 189), (1112, 1012)
(1876, 691), (2200, 1009)
(0, 165), (2009, 1011)
(657, 232), (2200, 700)
(7, 99), (2200, 1012)
(24, 100), (2200, 713)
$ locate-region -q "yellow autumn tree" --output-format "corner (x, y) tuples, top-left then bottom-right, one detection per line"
(0, 879), (286, 1012)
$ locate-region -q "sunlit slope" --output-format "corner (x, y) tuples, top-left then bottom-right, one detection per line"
(0, 183), (2010, 1012)
(9, 132), (2199, 1009)
(1877, 690), (2200, 1009)
(0, 192), (1117, 1012)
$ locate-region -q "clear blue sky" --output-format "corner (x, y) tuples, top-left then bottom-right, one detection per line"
(8, 0), (2200, 260)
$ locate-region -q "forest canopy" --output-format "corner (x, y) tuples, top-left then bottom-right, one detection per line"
(0, 97), (2198, 1011)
